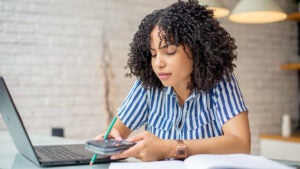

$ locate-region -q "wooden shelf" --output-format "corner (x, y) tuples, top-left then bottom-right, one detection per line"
(260, 134), (300, 162)
(260, 134), (300, 143)
(287, 12), (300, 21)
(280, 63), (300, 70)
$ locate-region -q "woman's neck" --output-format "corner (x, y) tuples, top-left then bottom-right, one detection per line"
(173, 87), (192, 107)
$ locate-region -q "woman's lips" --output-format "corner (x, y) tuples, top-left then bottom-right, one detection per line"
(157, 73), (171, 80)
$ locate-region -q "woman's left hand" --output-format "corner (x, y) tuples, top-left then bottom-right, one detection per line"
(110, 131), (175, 162)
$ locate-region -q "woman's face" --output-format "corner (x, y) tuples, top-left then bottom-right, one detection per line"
(150, 26), (193, 91)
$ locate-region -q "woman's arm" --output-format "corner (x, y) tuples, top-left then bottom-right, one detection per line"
(114, 118), (132, 139)
(111, 111), (250, 161)
(179, 111), (251, 155)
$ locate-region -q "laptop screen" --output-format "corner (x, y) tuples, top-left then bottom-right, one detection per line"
(0, 77), (40, 165)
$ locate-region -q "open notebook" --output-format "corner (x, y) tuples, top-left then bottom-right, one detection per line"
(109, 154), (295, 169)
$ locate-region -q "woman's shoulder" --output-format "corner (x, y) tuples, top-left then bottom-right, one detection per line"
(196, 73), (239, 96)
(213, 73), (238, 88)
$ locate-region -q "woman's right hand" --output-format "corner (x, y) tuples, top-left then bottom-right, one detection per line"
(94, 128), (123, 141)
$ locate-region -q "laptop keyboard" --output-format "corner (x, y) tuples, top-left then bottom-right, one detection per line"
(35, 146), (87, 160)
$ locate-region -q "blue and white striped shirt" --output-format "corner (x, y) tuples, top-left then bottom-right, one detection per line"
(117, 74), (248, 140)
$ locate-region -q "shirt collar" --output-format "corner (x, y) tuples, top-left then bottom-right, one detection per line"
(164, 86), (197, 101)
(165, 86), (175, 97)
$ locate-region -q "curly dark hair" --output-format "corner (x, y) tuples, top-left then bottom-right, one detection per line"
(126, 0), (237, 91)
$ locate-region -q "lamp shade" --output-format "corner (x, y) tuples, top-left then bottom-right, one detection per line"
(229, 0), (287, 24)
(199, 0), (230, 18)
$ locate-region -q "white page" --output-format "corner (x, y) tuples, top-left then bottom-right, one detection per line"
(109, 154), (295, 169)
(184, 154), (295, 169)
(109, 160), (186, 169)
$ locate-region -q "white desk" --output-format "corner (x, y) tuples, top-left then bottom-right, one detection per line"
(260, 134), (300, 167)
(2, 129), (299, 169)
(0, 130), (112, 169)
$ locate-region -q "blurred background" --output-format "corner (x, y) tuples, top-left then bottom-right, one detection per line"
(0, 0), (298, 156)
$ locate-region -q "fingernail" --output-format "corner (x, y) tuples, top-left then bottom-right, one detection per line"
(110, 156), (116, 160)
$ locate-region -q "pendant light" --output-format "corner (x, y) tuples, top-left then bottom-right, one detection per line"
(199, 0), (230, 18)
(229, 0), (287, 24)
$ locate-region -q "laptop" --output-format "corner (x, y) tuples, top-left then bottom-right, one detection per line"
(0, 76), (113, 167)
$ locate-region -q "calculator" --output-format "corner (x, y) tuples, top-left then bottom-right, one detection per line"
(85, 139), (136, 155)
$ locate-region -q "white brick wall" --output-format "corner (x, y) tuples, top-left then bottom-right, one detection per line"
(222, 0), (299, 154)
(0, 0), (298, 155)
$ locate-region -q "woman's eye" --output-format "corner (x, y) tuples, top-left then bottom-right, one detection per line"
(151, 53), (157, 57)
(166, 45), (177, 55)
(166, 51), (176, 55)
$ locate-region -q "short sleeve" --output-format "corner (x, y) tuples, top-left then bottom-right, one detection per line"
(117, 80), (149, 130)
(212, 73), (248, 126)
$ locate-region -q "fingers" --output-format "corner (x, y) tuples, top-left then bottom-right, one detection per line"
(94, 128), (123, 141)
(110, 143), (139, 160)
(111, 132), (148, 160)
(94, 134), (104, 140)
(110, 131), (161, 161)
(110, 150), (129, 160)
(110, 129), (123, 141)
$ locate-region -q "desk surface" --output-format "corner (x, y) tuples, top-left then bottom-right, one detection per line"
(0, 130), (126, 169)
(2, 130), (299, 169)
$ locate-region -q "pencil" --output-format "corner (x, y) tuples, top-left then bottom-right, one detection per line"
(89, 116), (118, 166)
(89, 153), (98, 166)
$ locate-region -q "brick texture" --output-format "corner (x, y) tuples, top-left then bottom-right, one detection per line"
(0, 0), (298, 155)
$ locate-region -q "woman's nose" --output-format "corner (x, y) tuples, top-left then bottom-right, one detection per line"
(153, 53), (166, 68)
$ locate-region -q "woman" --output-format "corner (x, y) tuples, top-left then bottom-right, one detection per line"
(97, 0), (250, 161)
